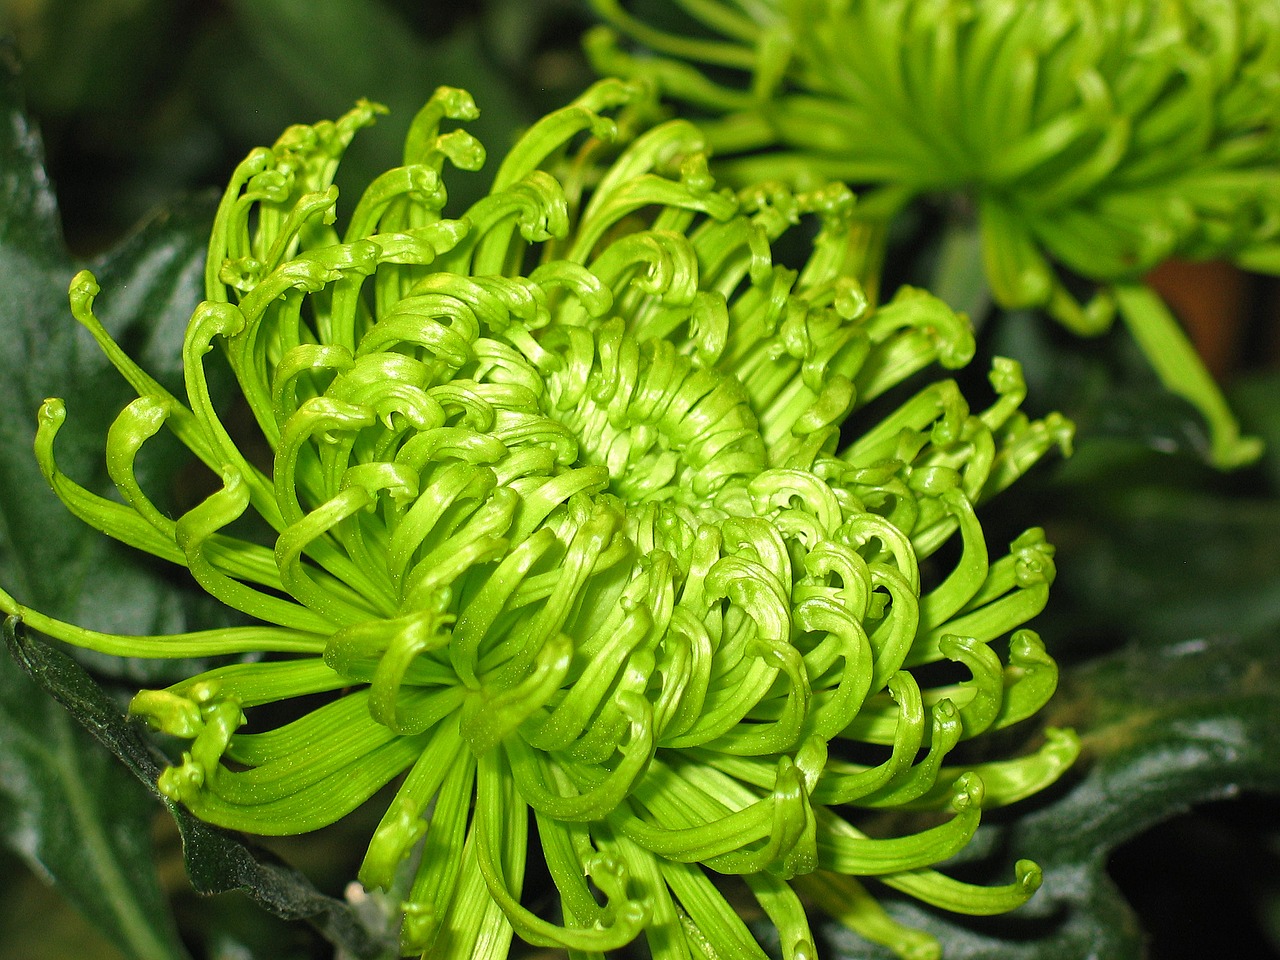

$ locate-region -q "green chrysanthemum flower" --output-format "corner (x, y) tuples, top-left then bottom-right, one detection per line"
(1, 80), (1078, 960)
(589, 0), (1278, 468)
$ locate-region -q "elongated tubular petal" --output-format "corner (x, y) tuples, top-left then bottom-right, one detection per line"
(715, 639), (812, 757)
(204, 715), (411, 806)
(857, 287), (975, 382)
(259, 187), (341, 274)
(461, 632), (574, 756)
(104, 395), (179, 536)
(651, 606), (715, 743)
(181, 301), (284, 530)
(490, 79), (644, 192)
(34, 399), (185, 564)
(853, 699), (964, 808)
(272, 396), (375, 523)
(474, 750), (649, 951)
(587, 117), (710, 219)
(386, 462), (494, 587)
(558, 648), (657, 767)
(664, 649), (778, 751)
(274, 485), (399, 625)
(331, 466), (419, 604)
(521, 501), (628, 656)
(931, 634), (1006, 738)
(359, 718), (467, 890)
(216, 687), (378, 763)
(206, 147), (274, 299)
(916, 492), (989, 631)
(590, 828), (689, 960)
(173, 470), (333, 632)
(833, 666), (927, 750)
(272, 343), (356, 425)
(66, 272), (217, 460)
(401, 85), (479, 164)
(508, 693), (656, 822)
(399, 746), (476, 956)
(1114, 282), (1262, 468)
(980, 412), (1076, 502)
(0, 594), (323, 658)
(791, 596), (874, 739)
(533, 816), (609, 929)
(449, 527), (558, 687)
(400, 489), (519, 612)
(956, 527), (1053, 612)
(366, 222), (473, 311)
(815, 773), (984, 875)
(366, 608), (463, 735)
(522, 606), (654, 753)
(881, 859), (1043, 916)
(907, 571), (1052, 667)
(344, 165), (444, 243)
(356, 294), (480, 369)
(170, 728), (429, 834)
(744, 871), (819, 960)
(615, 757), (816, 875)
(432, 822), (517, 960)
(785, 677), (920, 801)
(859, 563), (921, 693)
(151, 658), (345, 707)
(445, 173), (571, 277)
(989, 630), (1061, 729)
(570, 176), (739, 266)
(591, 0), (758, 69)
(596, 225), (700, 302)
(902, 727), (1081, 812)
(793, 871), (941, 960)
(659, 857), (772, 959)
(841, 381), (968, 471)
(586, 24), (760, 115)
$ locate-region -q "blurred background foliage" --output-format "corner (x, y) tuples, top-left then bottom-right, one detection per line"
(0, 0), (597, 253)
(0, 0), (1278, 958)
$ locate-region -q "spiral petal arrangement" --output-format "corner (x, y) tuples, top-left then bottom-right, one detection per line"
(1, 81), (1078, 960)
(589, 0), (1278, 469)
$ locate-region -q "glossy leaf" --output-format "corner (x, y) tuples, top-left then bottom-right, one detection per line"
(0, 48), (229, 669)
(0, 48), (196, 960)
(0, 635), (187, 960)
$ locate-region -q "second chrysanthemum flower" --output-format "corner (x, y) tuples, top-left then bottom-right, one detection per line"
(590, 0), (1277, 468)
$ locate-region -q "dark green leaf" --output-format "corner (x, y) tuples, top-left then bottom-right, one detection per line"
(1232, 369), (1280, 496)
(0, 46), (194, 960)
(0, 44), (216, 642)
(1049, 483), (1280, 649)
(0, 849), (132, 960)
(1012, 629), (1280, 958)
(0, 628), (188, 960)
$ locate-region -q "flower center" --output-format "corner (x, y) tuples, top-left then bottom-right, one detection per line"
(536, 321), (767, 508)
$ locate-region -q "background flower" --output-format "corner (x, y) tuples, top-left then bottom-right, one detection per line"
(588, 0), (1280, 469)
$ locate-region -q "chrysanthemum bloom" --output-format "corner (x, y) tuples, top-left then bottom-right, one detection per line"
(1, 81), (1078, 960)
(589, 0), (1278, 469)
